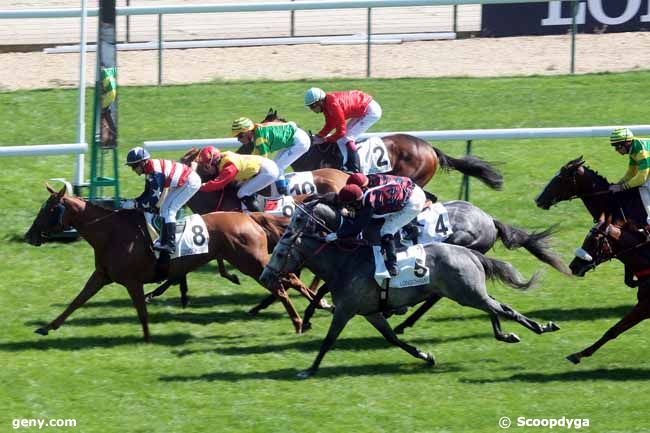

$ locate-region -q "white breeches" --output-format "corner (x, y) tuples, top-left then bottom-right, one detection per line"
(336, 100), (382, 164)
(274, 128), (311, 173)
(160, 171), (201, 222)
(377, 186), (426, 237)
(237, 158), (280, 198)
(639, 181), (650, 224)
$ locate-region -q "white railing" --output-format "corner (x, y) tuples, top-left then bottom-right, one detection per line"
(143, 125), (650, 152)
(0, 143), (87, 157)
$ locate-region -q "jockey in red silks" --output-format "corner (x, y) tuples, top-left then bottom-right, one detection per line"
(304, 87), (382, 173)
(325, 174), (426, 276)
(123, 146), (201, 254)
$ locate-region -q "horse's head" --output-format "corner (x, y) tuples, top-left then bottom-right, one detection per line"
(25, 184), (69, 246)
(260, 199), (340, 289)
(569, 214), (624, 277)
(535, 156), (589, 209)
(260, 107), (287, 124)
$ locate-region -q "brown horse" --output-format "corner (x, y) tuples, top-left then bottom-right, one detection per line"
(24, 185), (319, 340)
(568, 217), (650, 364)
(240, 109), (503, 190)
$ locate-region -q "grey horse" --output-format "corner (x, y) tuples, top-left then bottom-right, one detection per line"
(259, 201), (560, 378)
(301, 199), (570, 333)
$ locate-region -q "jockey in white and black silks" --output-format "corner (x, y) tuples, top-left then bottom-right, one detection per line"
(123, 146), (201, 254)
(325, 173), (426, 276)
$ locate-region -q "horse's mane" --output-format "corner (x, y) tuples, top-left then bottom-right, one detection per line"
(581, 165), (610, 187)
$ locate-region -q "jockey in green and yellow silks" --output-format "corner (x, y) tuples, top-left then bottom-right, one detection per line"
(609, 127), (650, 224)
(101, 67), (117, 109)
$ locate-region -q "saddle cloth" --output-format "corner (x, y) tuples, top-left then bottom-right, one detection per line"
(357, 136), (393, 175)
(145, 213), (210, 259)
(261, 195), (296, 218)
(400, 202), (453, 247)
(373, 243), (430, 289)
(269, 171), (317, 196)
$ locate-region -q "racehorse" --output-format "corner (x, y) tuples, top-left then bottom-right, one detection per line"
(535, 156), (645, 223)
(24, 185), (321, 339)
(567, 216), (650, 364)
(259, 201), (560, 378)
(237, 109), (504, 190)
(301, 199), (571, 332)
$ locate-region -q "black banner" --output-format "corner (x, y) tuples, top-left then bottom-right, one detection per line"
(482, 1), (650, 37)
(96, 0), (118, 148)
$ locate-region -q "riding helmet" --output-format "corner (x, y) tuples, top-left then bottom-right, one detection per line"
(610, 127), (634, 145)
(125, 146), (151, 165)
(338, 184), (364, 203)
(304, 87), (326, 107)
(231, 117), (254, 137)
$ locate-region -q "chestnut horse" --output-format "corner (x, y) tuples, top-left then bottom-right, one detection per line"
(568, 217), (650, 364)
(239, 109), (503, 190)
(24, 185), (319, 340)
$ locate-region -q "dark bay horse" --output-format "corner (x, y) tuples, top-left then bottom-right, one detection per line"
(568, 217), (650, 364)
(24, 185), (320, 339)
(244, 109), (503, 190)
(301, 199), (571, 333)
(260, 201), (560, 378)
(535, 156), (645, 223)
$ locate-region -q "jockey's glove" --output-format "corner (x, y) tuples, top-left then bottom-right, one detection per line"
(325, 232), (338, 243)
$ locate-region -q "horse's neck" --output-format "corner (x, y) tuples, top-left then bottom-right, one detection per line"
(577, 169), (611, 220)
(614, 227), (650, 268)
(64, 198), (114, 247)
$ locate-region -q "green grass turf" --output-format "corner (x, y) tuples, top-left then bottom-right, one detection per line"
(1, 72), (650, 433)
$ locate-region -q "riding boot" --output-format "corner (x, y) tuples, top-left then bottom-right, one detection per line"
(241, 194), (263, 212)
(381, 234), (399, 277)
(154, 222), (176, 254)
(346, 148), (361, 173)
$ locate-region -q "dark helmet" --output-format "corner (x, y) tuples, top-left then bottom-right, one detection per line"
(338, 184), (364, 203)
(125, 147), (151, 166)
(346, 173), (369, 188)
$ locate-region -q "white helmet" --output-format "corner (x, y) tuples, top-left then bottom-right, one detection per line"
(304, 87), (326, 106)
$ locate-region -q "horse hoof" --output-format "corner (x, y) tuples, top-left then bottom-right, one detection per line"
(34, 327), (48, 336)
(247, 307), (261, 316)
(424, 352), (436, 366)
(231, 275), (241, 285)
(506, 333), (521, 343)
(394, 326), (405, 335)
(144, 294), (154, 304)
(546, 321), (560, 332)
(302, 321), (312, 332)
(297, 369), (315, 379)
(566, 354), (581, 364)
(181, 298), (189, 309)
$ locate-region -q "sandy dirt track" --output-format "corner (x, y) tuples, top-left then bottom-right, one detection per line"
(1, 31), (649, 91)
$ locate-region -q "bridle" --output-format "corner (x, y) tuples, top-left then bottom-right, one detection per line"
(581, 223), (650, 267)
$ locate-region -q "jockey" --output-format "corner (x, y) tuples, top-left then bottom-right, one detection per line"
(124, 146), (201, 254)
(196, 145), (279, 212)
(609, 127), (650, 224)
(325, 175), (426, 276)
(304, 87), (382, 173)
(232, 117), (311, 195)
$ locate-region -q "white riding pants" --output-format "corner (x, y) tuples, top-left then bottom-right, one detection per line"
(160, 171), (201, 223)
(376, 186), (426, 237)
(274, 127), (311, 173)
(336, 99), (382, 165)
(237, 158), (280, 198)
(639, 180), (650, 224)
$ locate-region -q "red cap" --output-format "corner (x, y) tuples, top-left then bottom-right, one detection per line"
(198, 146), (220, 165)
(346, 173), (369, 188)
(338, 184), (363, 203)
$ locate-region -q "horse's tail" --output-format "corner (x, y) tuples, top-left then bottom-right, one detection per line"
(432, 146), (503, 190)
(469, 250), (540, 290)
(493, 220), (571, 276)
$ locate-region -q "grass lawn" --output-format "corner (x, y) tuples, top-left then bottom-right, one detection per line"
(1, 72), (649, 433)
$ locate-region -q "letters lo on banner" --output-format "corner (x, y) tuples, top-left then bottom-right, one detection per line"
(482, 0), (650, 37)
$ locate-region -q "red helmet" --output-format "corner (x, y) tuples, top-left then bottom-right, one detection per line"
(198, 146), (221, 165)
(338, 184), (363, 203)
(346, 173), (369, 188)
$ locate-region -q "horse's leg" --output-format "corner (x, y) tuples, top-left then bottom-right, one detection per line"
(487, 297), (560, 337)
(284, 273), (332, 310)
(144, 279), (174, 303)
(567, 297), (650, 364)
(302, 283), (331, 332)
(217, 258), (240, 285)
(125, 281), (150, 342)
(35, 270), (110, 336)
(364, 313), (435, 365)
(298, 304), (354, 379)
(179, 276), (189, 308)
(490, 314), (521, 343)
(270, 283), (303, 334)
(248, 294), (277, 316)
(394, 294), (442, 335)
(309, 276), (321, 294)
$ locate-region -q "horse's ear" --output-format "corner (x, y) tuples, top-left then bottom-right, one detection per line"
(576, 156), (585, 166)
(606, 213), (613, 224)
(57, 185), (67, 198)
(598, 212), (606, 223)
(45, 182), (56, 194)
